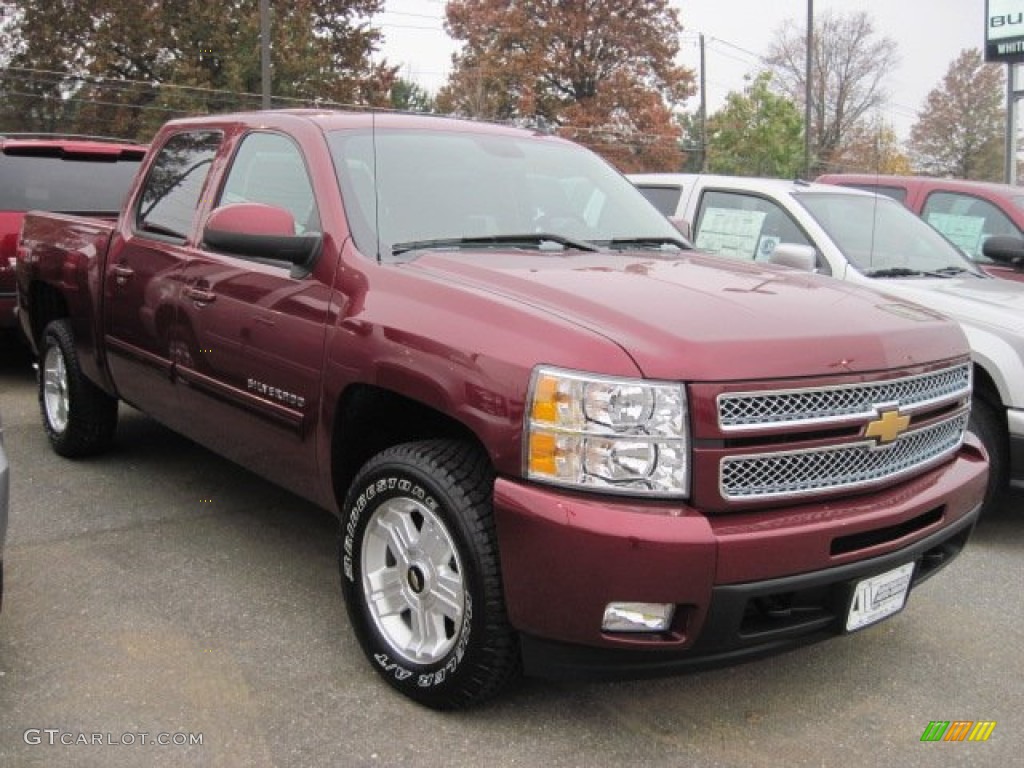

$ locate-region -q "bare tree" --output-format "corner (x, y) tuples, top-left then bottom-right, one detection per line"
(908, 49), (1004, 181)
(765, 9), (898, 174)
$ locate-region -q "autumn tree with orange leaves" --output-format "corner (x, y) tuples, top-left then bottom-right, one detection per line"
(439, 0), (695, 172)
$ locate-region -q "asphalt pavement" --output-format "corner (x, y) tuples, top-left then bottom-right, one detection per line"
(1, 335), (1021, 768)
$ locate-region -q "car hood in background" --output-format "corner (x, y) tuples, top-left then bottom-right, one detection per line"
(881, 276), (1024, 335)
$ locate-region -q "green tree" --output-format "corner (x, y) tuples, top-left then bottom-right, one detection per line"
(675, 112), (705, 172)
(438, 0), (695, 172)
(390, 78), (435, 113)
(765, 9), (898, 174)
(0, 0), (395, 140)
(908, 49), (1004, 181)
(705, 72), (803, 178)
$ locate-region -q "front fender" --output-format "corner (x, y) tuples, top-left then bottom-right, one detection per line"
(962, 324), (1024, 410)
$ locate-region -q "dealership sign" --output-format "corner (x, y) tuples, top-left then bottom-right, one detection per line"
(987, 0), (1024, 61)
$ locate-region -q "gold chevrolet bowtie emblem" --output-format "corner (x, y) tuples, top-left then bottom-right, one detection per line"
(865, 409), (910, 444)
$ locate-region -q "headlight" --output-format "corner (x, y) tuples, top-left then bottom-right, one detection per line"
(524, 366), (689, 497)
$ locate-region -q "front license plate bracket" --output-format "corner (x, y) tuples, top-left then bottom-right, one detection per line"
(845, 562), (915, 632)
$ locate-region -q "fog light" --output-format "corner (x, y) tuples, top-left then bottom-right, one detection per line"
(602, 602), (675, 633)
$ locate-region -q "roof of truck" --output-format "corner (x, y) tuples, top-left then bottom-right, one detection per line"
(159, 108), (555, 139)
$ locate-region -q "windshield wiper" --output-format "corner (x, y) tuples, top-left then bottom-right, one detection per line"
(930, 266), (979, 277)
(601, 236), (690, 251)
(390, 233), (599, 257)
(864, 266), (955, 279)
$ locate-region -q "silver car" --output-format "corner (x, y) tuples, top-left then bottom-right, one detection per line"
(0, 415), (8, 611)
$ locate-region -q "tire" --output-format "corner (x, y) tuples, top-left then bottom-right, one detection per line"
(38, 319), (118, 457)
(339, 439), (519, 709)
(968, 395), (1008, 512)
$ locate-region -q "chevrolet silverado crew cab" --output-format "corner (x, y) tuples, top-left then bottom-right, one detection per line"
(631, 172), (1020, 511)
(0, 134), (145, 339)
(17, 112), (986, 709)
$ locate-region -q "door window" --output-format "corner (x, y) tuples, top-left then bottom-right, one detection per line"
(921, 191), (1023, 261)
(695, 190), (813, 262)
(218, 132), (320, 234)
(136, 131), (222, 241)
(635, 185), (684, 217)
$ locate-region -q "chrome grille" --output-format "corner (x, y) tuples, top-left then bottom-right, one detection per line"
(720, 413), (968, 501)
(718, 364), (971, 430)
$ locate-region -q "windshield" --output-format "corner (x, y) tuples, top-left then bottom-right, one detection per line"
(797, 191), (982, 277)
(326, 128), (686, 258)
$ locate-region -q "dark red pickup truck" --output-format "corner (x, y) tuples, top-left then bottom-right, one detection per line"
(16, 110), (987, 709)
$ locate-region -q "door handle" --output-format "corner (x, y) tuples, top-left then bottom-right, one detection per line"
(111, 264), (134, 286)
(183, 286), (217, 305)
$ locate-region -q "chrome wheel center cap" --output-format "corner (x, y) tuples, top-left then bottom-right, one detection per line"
(407, 564), (427, 595)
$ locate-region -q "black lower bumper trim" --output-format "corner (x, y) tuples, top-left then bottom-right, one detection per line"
(521, 504), (979, 681)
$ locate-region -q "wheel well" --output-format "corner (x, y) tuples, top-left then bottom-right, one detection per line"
(28, 282), (69, 348)
(331, 384), (488, 506)
(972, 363), (1003, 410)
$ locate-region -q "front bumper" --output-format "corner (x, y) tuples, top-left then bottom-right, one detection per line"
(492, 436), (987, 679)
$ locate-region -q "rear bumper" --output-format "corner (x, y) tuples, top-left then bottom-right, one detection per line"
(492, 436), (987, 679)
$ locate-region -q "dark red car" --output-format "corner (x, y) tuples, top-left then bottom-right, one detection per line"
(815, 173), (1024, 282)
(16, 111), (987, 709)
(0, 135), (145, 336)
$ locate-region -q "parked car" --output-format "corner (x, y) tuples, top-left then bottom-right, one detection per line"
(815, 173), (1024, 282)
(0, 134), (146, 339)
(631, 172), (1022, 510)
(16, 113), (986, 708)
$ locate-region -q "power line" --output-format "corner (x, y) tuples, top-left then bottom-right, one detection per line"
(0, 66), (357, 106)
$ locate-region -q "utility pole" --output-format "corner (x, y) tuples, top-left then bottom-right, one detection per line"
(803, 0), (813, 178)
(1006, 62), (1024, 184)
(700, 33), (707, 172)
(260, 0), (271, 110)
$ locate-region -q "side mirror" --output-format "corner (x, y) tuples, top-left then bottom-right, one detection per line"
(981, 235), (1024, 271)
(769, 243), (817, 272)
(203, 203), (321, 268)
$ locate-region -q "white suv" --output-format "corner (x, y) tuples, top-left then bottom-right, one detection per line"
(631, 173), (1024, 510)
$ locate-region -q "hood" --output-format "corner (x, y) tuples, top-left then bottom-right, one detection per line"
(881, 275), (1024, 335)
(403, 249), (967, 381)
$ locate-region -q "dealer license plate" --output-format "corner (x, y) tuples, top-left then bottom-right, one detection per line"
(845, 562), (915, 632)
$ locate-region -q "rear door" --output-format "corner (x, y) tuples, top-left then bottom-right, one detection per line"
(104, 130), (222, 426)
(174, 130), (331, 495)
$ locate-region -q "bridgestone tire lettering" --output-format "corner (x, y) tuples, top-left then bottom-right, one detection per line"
(338, 439), (519, 709)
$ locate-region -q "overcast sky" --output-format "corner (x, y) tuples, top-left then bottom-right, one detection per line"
(378, 0), (990, 139)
